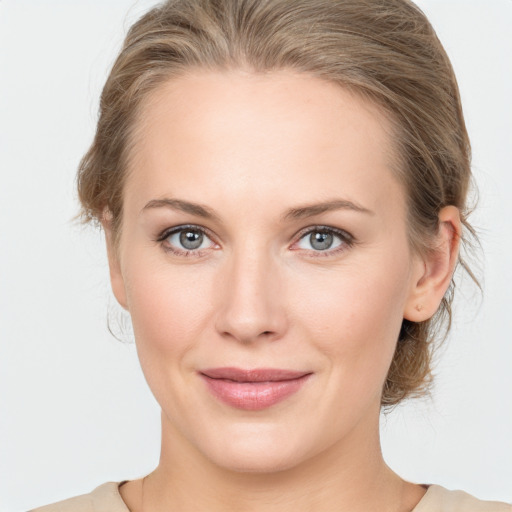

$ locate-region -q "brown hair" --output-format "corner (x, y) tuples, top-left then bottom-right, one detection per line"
(77, 0), (478, 406)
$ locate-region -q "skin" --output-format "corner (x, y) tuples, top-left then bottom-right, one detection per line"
(105, 69), (461, 512)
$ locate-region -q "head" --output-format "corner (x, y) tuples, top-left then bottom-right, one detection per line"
(77, 0), (476, 471)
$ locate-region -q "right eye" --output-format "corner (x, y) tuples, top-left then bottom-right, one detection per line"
(158, 225), (217, 256)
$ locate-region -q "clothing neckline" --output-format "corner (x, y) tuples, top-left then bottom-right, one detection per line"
(112, 481), (435, 511)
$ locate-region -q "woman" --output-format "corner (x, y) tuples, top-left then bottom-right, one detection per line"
(29, 0), (511, 510)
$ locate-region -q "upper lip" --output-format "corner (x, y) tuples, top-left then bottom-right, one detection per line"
(200, 367), (311, 382)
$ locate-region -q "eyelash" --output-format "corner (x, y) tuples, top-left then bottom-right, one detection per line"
(155, 224), (355, 258)
(156, 224), (217, 258)
(292, 225), (355, 258)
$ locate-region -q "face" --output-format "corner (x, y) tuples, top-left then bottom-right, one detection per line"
(108, 69), (428, 473)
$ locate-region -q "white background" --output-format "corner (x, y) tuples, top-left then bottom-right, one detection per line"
(0, 1), (511, 510)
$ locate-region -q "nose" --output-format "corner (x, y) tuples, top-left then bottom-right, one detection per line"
(214, 246), (288, 344)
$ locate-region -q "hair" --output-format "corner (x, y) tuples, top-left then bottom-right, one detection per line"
(77, 0), (478, 407)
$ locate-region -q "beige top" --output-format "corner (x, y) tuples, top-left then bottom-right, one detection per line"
(30, 482), (512, 512)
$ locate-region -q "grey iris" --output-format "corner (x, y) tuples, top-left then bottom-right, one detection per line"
(180, 230), (203, 250)
(310, 231), (333, 250)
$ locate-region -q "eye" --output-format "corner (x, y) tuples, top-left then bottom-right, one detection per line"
(293, 226), (353, 254)
(158, 225), (216, 255)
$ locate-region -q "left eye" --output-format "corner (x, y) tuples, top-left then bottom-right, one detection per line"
(295, 229), (345, 252)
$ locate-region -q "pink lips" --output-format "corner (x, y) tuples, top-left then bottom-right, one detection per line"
(200, 367), (312, 410)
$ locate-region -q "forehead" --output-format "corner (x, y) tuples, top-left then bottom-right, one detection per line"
(125, 69), (404, 220)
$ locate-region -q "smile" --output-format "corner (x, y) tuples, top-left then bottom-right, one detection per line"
(199, 368), (313, 410)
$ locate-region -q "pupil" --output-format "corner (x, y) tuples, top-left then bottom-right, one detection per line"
(310, 231), (333, 251)
(180, 230), (203, 250)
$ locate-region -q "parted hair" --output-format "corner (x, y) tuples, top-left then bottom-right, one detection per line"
(77, 0), (477, 406)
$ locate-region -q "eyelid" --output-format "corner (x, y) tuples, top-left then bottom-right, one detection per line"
(295, 225), (354, 242)
(156, 224), (219, 256)
(156, 224), (216, 242)
(290, 225), (355, 254)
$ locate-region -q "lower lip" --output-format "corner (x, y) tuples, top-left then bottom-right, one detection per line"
(200, 374), (312, 411)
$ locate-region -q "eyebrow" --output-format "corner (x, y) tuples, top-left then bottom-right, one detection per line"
(141, 197), (373, 221)
(141, 198), (220, 221)
(282, 199), (374, 221)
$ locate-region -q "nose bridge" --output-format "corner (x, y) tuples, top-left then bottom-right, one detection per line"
(215, 240), (286, 343)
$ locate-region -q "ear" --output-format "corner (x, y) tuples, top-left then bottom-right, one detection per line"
(101, 211), (129, 310)
(404, 206), (461, 322)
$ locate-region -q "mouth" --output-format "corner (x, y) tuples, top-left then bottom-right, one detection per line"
(199, 367), (313, 410)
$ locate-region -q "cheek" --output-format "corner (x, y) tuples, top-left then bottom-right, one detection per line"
(289, 257), (410, 390)
(122, 252), (215, 365)
(295, 264), (406, 337)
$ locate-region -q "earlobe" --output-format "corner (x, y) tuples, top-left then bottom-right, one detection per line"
(404, 206), (461, 322)
(101, 211), (129, 311)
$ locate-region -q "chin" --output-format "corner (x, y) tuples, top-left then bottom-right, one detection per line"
(197, 423), (311, 474)
(211, 449), (303, 474)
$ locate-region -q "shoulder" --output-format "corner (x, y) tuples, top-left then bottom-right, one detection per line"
(414, 485), (512, 512)
(28, 482), (129, 512)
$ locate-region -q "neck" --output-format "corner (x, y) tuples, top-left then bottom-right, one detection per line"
(131, 410), (424, 512)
